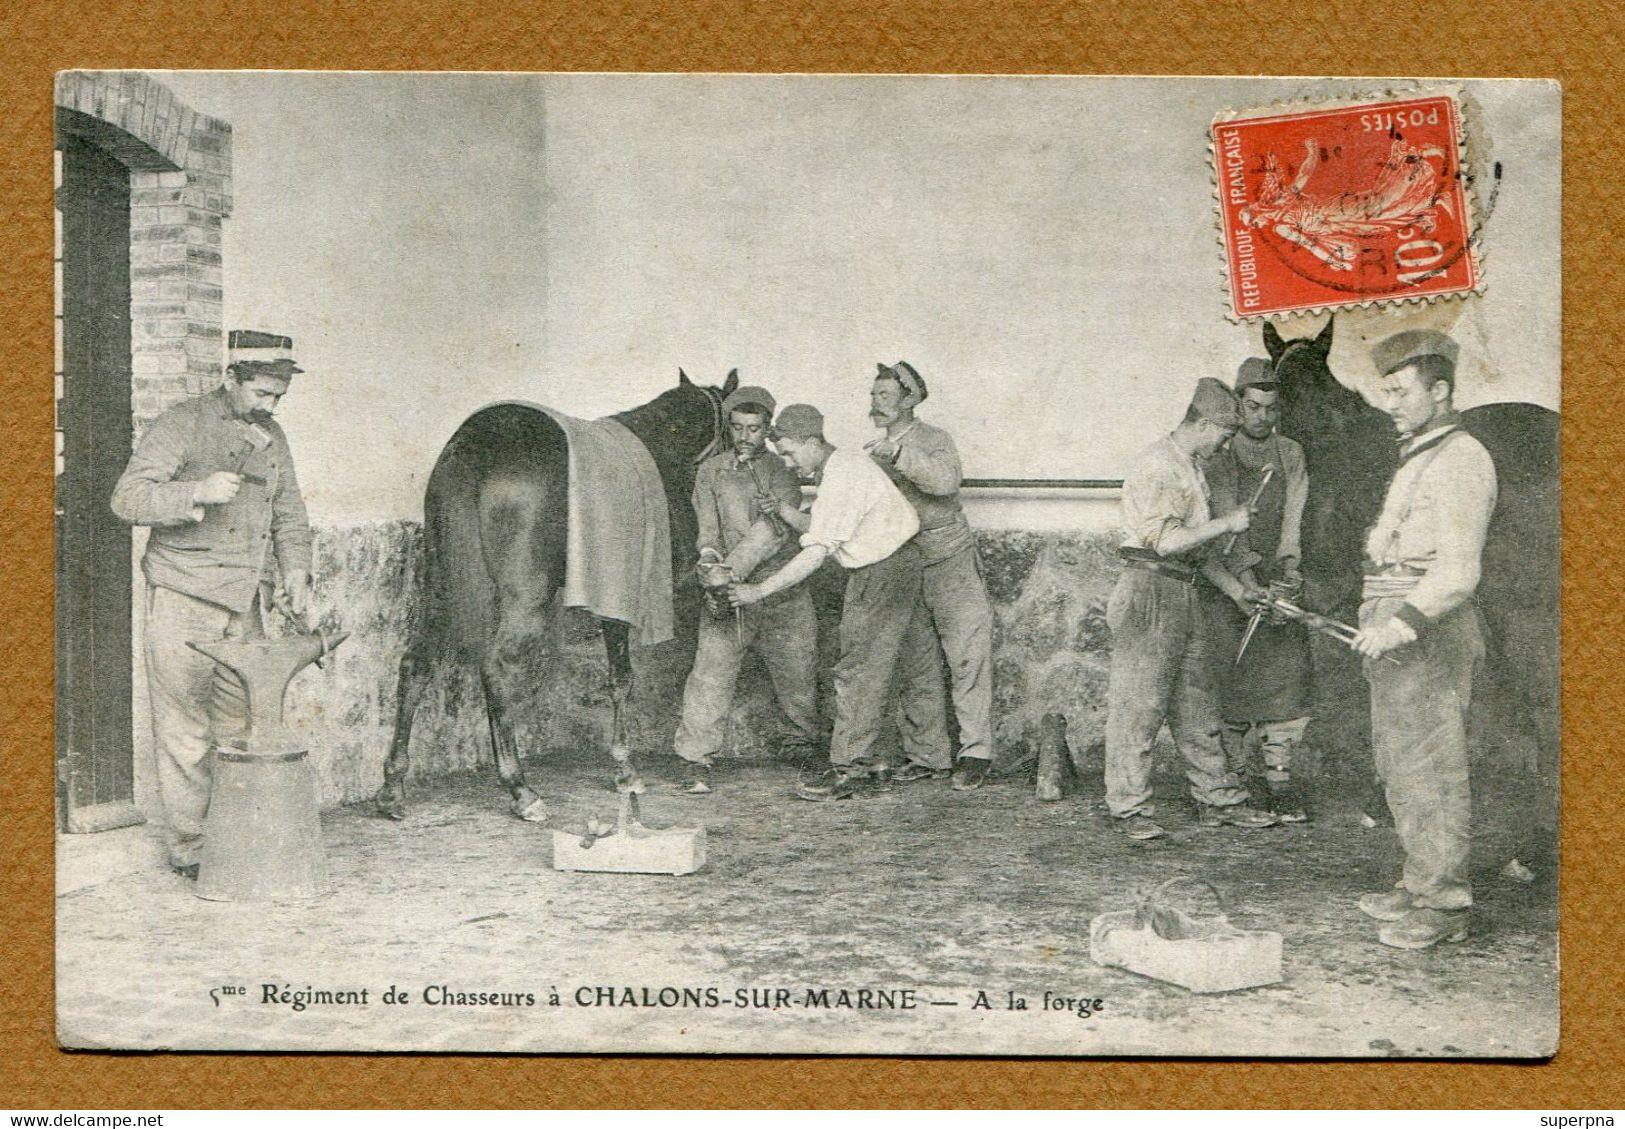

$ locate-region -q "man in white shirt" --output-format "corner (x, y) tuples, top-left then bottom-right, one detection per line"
(1352, 329), (1497, 950)
(730, 403), (940, 801)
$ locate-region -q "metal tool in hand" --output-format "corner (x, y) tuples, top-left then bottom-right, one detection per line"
(1221, 462), (1274, 558)
(1236, 594), (1399, 665)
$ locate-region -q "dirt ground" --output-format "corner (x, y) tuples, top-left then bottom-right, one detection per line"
(55, 749), (1558, 1058)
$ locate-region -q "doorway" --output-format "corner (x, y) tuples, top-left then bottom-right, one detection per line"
(55, 132), (138, 833)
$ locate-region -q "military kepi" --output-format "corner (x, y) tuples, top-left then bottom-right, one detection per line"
(1189, 376), (1241, 428)
(1234, 356), (1276, 393)
(878, 361), (928, 406)
(773, 403), (825, 440)
(1371, 328), (1459, 376)
(722, 384), (777, 418)
(228, 330), (303, 374)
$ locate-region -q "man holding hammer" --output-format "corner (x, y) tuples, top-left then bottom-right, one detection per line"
(111, 330), (314, 879)
(1200, 357), (1314, 822)
(1103, 377), (1279, 840)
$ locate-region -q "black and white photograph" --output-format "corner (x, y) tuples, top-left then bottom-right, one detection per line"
(52, 71), (1559, 1057)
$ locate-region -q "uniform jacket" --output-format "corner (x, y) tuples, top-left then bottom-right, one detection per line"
(1205, 430), (1308, 578)
(1363, 416), (1497, 632)
(691, 448), (803, 582)
(111, 385), (312, 613)
(872, 418), (974, 565)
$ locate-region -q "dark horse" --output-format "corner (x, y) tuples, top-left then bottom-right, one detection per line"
(374, 370), (738, 821)
(1264, 317), (1560, 786)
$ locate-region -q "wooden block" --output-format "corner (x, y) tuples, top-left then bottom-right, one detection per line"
(552, 826), (706, 876)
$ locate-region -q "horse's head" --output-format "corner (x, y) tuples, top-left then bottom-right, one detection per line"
(637, 368), (739, 468)
(1263, 315), (1338, 431)
(1260, 315), (1396, 603)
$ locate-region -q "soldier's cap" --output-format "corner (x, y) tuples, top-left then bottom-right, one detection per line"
(1189, 377), (1242, 429)
(722, 385), (776, 419)
(227, 330), (303, 375)
(876, 360), (928, 406)
(771, 404), (825, 441)
(1371, 328), (1459, 376)
(1234, 356), (1277, 394)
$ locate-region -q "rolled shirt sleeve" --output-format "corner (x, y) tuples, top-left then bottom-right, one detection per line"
(110, 408), (205, 527)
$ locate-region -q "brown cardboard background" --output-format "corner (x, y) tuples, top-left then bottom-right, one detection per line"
(1, 0), (1617, 1109)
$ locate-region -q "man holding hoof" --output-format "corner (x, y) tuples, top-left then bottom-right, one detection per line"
(674, 385), (820, 793)
(729, 403), (942, 802)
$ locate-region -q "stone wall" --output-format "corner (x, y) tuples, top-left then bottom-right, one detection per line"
(282, 522), (1127, 809)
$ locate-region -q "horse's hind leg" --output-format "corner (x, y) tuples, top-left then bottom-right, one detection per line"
(375, 642), (435, 820)
(602, 620), (644, 795)
(482, 593), (553, 822)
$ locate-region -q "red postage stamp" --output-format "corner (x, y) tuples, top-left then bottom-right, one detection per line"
(1212, 94), (1480, 320)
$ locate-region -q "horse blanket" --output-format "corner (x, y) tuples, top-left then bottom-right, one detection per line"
(503, 402), (675, 647)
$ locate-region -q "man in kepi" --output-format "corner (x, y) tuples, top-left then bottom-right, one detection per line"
(866, 361), (997, 791)
(1104, 377), (1280, 840)
(729, 404), (940, 802)
(1352, 329), (1496, 950)
(1200, 357), (1315, 822)
(674, 385), (820, 793)
(111, 330), (315, 879)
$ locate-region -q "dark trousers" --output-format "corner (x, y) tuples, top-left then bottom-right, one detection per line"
(829, 543), (945, 767)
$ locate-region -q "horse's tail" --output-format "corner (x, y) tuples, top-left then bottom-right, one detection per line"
(421, 440), (499, 660)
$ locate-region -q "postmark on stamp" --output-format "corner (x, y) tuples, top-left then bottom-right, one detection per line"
(1212, 94), (1480, 320)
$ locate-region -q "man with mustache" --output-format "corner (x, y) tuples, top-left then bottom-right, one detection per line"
(674, 385), (820, 792)
(111, 330), (314, 880)
(864, 361), (997, 791)
(1352, 329), (1496, 950)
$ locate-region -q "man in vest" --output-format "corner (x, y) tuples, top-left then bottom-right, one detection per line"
(865, 361), (997, 791)
(1104, 377), (1281, 840)
(1352, 329), (1497, 950)
(674, 385), (820, 792)
(111, 330), (314, 879)
(1201, 357), (1315, 821)
(730, 403), (940, 802)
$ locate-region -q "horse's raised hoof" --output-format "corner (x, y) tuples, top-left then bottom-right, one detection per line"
(511, 791), (549, 823)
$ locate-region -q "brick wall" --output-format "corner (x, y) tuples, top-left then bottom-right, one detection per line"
(55, 72), (234, 431)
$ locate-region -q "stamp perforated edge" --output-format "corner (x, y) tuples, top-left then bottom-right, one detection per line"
(1208, 85), (1489, 323)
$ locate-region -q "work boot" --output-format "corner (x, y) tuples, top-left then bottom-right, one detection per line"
(950, 756), (992, 791)
(1357, 889), (1416, 921)
(894, 760), (948, 783)
(1116, 814), (1166, 841)
(680, 759), (714, 795)
(170, 863), (200, 881)
(1378, 907), (1471, 950)
(795, 766), (858, 802)
(1197, 803), (1279, 828)
(1266, 776), (1308, 823)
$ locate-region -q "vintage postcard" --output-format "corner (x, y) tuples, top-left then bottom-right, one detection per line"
(53, 73), (1559, 1057)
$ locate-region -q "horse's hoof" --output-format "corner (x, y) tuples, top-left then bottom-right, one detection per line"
(615, 775), (647, 796)
(512, 795), (549, 823)
(374, 791), (406, 821)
